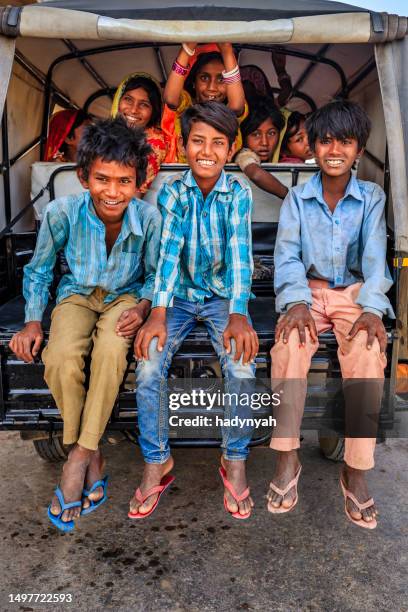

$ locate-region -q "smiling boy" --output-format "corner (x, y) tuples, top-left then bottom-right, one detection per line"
(9, 117), (161, 531)
(129, 102), (258, 520)
(267, 100), (394, 528)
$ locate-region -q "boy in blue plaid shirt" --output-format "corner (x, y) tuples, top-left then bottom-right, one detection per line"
(129, 103), (258, 520)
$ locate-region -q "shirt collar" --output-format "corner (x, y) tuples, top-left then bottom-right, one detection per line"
(86, 192), (143, 237)
(301, 171), (364, 204)
(182, 169), (230, 194)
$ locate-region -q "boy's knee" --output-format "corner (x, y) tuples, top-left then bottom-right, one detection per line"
(135, 337), (167, 381)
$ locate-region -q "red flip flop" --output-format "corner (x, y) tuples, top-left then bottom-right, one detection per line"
(128, 474), (175, 519)
(219, 466), (252, 520)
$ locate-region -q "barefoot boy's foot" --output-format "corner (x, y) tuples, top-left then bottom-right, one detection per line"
(221, 457), (254, 517)
(267, 450), (301, 512)
(129, 456), (174, 516)
(341, 465), (377, 524)
(49, 445), (91, 522)
(82, 449), (106, 510)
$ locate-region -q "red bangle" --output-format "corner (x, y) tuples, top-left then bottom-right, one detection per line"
(172, 60), (189, 77)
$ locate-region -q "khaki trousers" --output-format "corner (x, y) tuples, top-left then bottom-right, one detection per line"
(42, 289), (137, 450)
(270, 281), (387, 470)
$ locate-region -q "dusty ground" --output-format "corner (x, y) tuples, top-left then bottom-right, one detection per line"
(0, 431), (407, 612)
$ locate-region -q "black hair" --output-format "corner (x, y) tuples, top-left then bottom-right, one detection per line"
(281, 111), (306, 154)
(185, 51), (225, 99)
(60, 109), (89, 156)
(77, 116), (151, 187)
(241, 97), (285, 144)
(121, 75), (163, 127)
(180, 102), (238, 148)
(305, 100), (371, 151)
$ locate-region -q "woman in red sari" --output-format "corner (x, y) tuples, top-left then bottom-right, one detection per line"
(43, 109), (89, 162)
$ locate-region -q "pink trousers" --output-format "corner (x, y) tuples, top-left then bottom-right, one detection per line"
(270, 281), (387, 470)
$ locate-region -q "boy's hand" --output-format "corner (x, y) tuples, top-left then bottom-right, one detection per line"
(346, 312), (387, 354)
(116, 299), (151, 339)
(9, 321), (43, 363)
(223, 313), (259, 365)
(134, 307), (167, 360)
(275, 304), (318, 345)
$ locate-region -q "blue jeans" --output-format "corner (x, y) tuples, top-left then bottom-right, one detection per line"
(135, 296), (256, 463)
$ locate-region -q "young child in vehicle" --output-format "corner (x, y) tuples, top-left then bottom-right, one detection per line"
(235, 97), (288, 199)
(43, 109), (90, 162)
(130, 102), (258, 521)
(279, 111), (314, 163)
(162, 43), (248, 162)
(9, 117), (162, 532)
(268, 100), (394, 529)
(111, 72), (168, 196)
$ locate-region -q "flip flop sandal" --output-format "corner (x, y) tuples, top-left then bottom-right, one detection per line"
(340, 477), (377, 530)
(219, 466), (252, 520)
(267, 464), (302, 514)
(81, 476), (108, 516)
(128, 474), (175, 519)
(47, 486), (82, 532)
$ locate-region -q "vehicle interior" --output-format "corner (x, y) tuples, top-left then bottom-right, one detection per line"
(0, 35), (401, 458)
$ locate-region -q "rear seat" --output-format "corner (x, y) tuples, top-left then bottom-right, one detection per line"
(29, 161), (353, 354)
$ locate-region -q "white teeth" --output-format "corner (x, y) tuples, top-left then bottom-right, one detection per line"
(326, 159), (343, 167)
(103, 200), (120, 206)
(197, 160), (216, 166)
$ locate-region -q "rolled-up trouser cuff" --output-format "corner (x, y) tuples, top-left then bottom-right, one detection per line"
(143, 452), (171, 465)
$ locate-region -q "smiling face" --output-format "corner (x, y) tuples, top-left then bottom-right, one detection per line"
(184, 121), (234, 193)
(313, 134), (362, 178)
(79, 157), (137, 225)
(246, 117), (280, 162)
(194, 60), (227, 104)
(118, 86), (153, 129)
(285, 120), (313, 161)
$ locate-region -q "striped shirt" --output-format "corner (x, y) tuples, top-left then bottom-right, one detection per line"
(152, 169), (253, 316)
(23, 191), (162, 322)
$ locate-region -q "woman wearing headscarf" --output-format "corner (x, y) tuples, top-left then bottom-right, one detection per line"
(111, 72), (168, 195)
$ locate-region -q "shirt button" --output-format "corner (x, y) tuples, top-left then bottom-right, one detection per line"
(336, 276), (342, 283)
(203, 212), (208, 217)
(335, 220), (340, 225)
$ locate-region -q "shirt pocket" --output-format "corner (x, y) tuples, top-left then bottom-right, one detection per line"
(120, 239), (143, 274)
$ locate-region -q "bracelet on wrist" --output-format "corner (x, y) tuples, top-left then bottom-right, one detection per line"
(172, 60), (189, 77)
(222, 64), (241, 84)
(182, 43), (196, 57)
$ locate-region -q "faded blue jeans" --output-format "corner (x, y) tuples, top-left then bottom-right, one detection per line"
(135, 296), (256, 463)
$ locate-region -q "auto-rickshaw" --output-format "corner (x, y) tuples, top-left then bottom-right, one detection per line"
(0, 0), (407, 461)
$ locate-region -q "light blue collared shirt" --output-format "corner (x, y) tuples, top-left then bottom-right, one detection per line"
(23, 191), (162, 322)
(152, 169), (253, 316)
(274, 172), (394, 318)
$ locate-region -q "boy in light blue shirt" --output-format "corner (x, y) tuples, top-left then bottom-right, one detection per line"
(9, 117), (161, 531)
(267, 100), (394, 529)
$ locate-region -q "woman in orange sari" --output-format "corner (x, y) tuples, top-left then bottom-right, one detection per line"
(111, 73), (168, 196)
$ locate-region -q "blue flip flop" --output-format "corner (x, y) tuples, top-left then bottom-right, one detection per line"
(81, 476), (108, 516)
(47, 486), (82, 532)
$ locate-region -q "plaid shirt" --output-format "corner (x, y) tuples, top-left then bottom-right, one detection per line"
(152, 169), (253, 316)
(23, 192), (162, 322)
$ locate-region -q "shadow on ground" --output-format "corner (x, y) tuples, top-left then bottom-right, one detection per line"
(0, 432), (407, 611)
